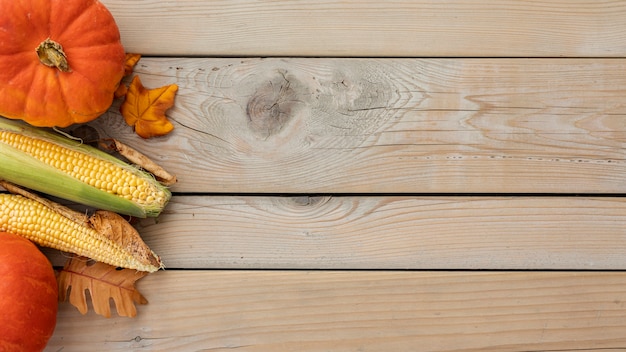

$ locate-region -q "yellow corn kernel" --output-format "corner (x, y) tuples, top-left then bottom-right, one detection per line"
(0, 119), (172, 217)
(0, 131), (166, 207)
(0, 193), (161, 272)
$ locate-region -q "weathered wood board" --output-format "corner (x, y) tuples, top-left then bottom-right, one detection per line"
(87, 58), (626, 194)
(36, 0), (626, 350)
(47, 271), (626, 351)
(101, 0), (626, 57)
(43, 196), (626, 270)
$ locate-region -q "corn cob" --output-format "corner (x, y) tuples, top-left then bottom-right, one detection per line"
(0, 193), (162, 272)
(0, 118), (170, 218)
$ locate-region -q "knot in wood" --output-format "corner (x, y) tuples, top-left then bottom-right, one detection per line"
(292, 196), (325, 207)
(246, 72), (300, 138)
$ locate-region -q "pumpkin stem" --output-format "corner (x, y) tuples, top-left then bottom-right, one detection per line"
(36, 38), (70, 72)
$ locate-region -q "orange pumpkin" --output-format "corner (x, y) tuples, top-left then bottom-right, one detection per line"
(0, 0), (126, 127)
(0, 232), (58, 351)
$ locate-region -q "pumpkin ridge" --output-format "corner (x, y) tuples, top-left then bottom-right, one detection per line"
(53, 0), (118, 48)
(26, 67), (70, 126)
(49, 0), (98, 43)
(23, 64), (49, 113)
(63, 43), (125, 88)
(60, 69), (116, 122)
(62, 41), (122, 51)
(7, 0), (51, 44)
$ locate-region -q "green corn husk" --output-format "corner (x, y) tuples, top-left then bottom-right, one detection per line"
(0, 118), (171, 218)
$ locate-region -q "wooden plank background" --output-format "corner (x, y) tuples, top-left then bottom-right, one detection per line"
(100, 0), (626, 57)
(41, 0), (626, 351)
(86, 57), (626, 194)
(43, 196), (626, 270)
(51, 271), (626, 351)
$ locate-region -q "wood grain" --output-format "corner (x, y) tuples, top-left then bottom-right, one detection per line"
(99, 0), (626, 57)
(45, 196), (626, 270)
(46, 270), (626, 351)
(88, 57), (626, 193)
(15, 2), (626, 351)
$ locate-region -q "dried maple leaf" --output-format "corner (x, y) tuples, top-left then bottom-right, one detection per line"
(114, 53), (142, 98)
(123, 53), (142, 76)
(114, 82), (128, 98)
(57, 256), (149, 318)
(120, 76), (177, 139)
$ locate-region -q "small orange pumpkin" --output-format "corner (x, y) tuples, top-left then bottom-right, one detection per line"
(0, 0), (126, 127)
(0, 232), (58, 351)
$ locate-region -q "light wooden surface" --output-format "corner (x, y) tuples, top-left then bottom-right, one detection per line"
(100, 0), (626, 57)
(44, 196), (626, 270)
(44, 1), (626, 351)
(48, 271), (626, 351)
(86, 57), (626, 194)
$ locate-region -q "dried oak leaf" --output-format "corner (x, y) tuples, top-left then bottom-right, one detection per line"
(57, 256), (149, 318)
(120, 75), (178, 139)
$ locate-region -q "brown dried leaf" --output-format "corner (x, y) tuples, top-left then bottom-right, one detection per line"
(89, 210), (162, 270)
(120, 76), (178, 139)
(57, 256), (149, 318)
